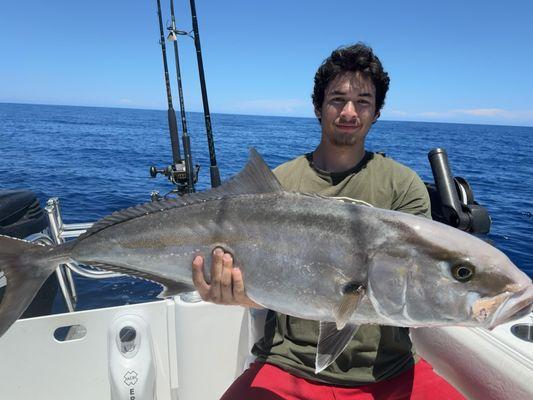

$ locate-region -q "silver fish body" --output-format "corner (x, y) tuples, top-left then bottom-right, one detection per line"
(66, 190), (532, 328)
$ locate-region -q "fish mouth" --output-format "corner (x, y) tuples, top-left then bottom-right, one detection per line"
(486, 285), (533, 330)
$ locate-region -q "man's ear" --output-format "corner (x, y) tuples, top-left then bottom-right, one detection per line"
(372, 111), (380, 124)
(314, 108), (323, 123)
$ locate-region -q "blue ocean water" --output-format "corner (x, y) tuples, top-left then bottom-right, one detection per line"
(1, 103), (532, 312)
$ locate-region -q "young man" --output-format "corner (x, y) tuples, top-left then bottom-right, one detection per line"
(192, 43), (464, 399)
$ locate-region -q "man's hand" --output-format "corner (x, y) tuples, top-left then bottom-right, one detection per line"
(192, 247), (263, 308)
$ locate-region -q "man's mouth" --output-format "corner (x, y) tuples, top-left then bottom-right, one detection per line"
(336, 124), (359, 131)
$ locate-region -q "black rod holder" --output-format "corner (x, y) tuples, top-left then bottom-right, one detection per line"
(428, 148), (470, 230)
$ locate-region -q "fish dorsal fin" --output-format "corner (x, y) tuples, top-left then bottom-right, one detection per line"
(79, 148), (283, 240)
(316, 322), (361, 374)
(213, 147), (284, 196)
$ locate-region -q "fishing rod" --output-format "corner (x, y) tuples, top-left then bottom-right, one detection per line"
(167, 0), (196, 194)
(151, 0), (220, 193)
(151, 0), (191, 195)
(189, 0), (221, 188)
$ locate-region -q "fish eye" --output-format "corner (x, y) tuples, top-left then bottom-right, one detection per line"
(451, 263), (475, 282)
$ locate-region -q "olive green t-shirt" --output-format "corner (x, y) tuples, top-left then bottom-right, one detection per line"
(252, 151), (431, 386)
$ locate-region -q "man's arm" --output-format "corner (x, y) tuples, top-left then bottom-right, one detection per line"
(192, 247), (263, 308)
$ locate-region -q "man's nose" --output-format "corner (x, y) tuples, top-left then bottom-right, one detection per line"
(340, 101), (358, 121)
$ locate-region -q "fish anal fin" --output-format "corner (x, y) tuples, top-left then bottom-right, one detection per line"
(334, 283), (365, 330)
(89, 261), (195, 298)
(316, 321), (360, 374)
(157, 282), (196, 298)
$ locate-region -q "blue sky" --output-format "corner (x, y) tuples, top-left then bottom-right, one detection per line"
(1, 0), (532, 126)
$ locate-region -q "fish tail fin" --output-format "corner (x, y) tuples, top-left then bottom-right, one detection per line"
(0, 235), (61, 337)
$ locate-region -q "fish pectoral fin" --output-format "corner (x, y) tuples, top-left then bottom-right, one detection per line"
(334, 283), (365, 330)
(316, 321), (360, 374)
(157, 282), (196, 298)
(315, 283), (365, 374)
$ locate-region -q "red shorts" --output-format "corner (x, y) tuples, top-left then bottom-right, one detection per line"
(220, 359), (465, 400)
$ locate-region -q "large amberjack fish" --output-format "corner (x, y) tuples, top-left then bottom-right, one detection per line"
(0, 149), (532, 372)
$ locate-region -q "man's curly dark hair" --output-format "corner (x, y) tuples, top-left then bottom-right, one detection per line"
(312, 43), (390, 117)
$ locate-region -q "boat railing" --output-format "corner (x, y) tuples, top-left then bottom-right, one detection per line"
(43, 197), (123, 312)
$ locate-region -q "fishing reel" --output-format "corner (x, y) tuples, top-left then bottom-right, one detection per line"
(149, 161), (200, 192)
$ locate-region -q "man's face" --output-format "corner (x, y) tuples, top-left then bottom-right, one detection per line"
(316, 71), (379, 147)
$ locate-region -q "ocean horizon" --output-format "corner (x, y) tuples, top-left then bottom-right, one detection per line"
(3, 101), (533, 129)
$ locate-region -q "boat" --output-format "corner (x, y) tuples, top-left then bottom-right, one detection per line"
(1, 144), (531, 400)
(1, 2), (532, 399)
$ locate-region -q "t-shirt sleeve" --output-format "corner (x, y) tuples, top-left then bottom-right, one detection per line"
(392, 174), (432, 219)
(273, 157), (306, 191)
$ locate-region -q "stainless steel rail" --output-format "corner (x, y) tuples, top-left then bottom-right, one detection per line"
(44, 198), (123, 312)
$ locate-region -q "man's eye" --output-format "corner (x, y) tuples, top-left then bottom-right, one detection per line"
(331, 97), (344, 103)
(358, 99), (370, 105)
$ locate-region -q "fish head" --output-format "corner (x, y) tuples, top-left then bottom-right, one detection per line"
(461, 247), (533, 330)
(366, 212), (533, 329)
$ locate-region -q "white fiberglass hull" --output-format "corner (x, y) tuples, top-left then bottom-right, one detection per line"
(0, 295), (531, 400)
